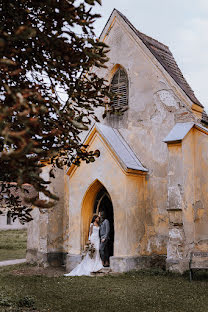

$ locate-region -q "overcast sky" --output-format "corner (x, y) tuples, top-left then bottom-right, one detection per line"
(93, 0), (208, 111)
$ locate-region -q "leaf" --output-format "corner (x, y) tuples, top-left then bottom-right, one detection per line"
(49, 168), (55, 178)
(93, 149), (100, 158)
(0, 58), (16, 66)
(89, 156), (95, 162)
(32, 200), (55, 208)
(70, 119), (89, 130)
(85, 0), (95, 5)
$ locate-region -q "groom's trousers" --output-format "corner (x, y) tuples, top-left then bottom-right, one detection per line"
(99, 239), (109, 262)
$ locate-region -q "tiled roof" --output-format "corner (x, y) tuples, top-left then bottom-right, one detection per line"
(95, 124), (148, 173)
(114, 10), (203, 108)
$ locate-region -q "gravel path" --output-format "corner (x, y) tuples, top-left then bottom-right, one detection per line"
(0, 258), (26, 267)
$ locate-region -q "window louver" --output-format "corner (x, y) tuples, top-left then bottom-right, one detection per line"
(110, 68), (128, 107)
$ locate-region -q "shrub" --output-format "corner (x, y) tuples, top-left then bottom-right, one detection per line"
(17, 295), (35, 308)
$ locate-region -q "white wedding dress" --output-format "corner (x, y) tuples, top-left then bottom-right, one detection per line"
(64, 224), (103, 276)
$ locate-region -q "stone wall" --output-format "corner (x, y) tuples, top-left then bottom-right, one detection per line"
(27, 165), (69, 266)
(166, 127), (208, 273)
(193, 129), (208, 251)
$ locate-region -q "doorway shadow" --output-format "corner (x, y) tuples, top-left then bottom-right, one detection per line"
(93, 187), (114, 257)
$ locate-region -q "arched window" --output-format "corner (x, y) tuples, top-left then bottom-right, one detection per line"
(110, 68), (128, 107)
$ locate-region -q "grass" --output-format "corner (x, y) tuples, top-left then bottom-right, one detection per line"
(0, 229), (27, 261)
(1, 265), (208, 311)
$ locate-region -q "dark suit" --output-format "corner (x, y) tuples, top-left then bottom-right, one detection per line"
(99, 219), (110, 262)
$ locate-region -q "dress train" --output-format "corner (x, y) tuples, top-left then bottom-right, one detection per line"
(64, 224), (103, 276)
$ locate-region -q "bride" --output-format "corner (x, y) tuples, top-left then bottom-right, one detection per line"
(64, 215), (103, 276)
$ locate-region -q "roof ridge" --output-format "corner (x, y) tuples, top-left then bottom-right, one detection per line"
(136, 30), (170, 52)
(113, 9), (203, 108)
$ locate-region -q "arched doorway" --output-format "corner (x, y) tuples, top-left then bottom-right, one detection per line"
(93, 187), (114, 257)
(81, 180), (114, 257)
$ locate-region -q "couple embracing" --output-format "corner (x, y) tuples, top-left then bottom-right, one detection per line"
(65, 211), (110, 276)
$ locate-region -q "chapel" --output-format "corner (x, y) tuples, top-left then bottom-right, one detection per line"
(27, 9), (208, 274)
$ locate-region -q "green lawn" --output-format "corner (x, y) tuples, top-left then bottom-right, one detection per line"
(1, 264), (208, 311)
(0, 229), (27, 261)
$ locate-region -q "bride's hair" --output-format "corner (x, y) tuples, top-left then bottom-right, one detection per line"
(91, 214), (99, 224)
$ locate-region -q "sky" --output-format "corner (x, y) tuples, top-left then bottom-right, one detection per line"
(92, 0), (208, 112)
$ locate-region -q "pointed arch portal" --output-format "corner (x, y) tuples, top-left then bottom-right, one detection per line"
(81, 180), (114, 256)
(66, 120), (148, 273)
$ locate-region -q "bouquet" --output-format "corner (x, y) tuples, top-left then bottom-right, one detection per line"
(84, 241), (96, 259)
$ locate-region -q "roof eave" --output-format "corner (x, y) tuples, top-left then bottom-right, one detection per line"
(126, 167), (148, 175)
(163, 122), (208, 144)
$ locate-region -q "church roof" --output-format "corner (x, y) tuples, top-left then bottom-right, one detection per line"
(104, 9), (204, 110)
(67, 123), (148, 177)
(94, 124), (148, 173)
(163, 122), (194, 142)
(163, 122), (208, 143)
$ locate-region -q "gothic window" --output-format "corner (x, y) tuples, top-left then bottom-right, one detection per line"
(110, 68), (128, 108)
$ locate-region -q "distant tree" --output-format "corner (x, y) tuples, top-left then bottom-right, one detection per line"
(0, 0), (111, 222)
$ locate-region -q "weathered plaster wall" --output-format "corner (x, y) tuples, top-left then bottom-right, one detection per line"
(27, 207), (40, 263)
(166, 130), (195, 272)
(166, 141), (184, 272)
(194, 129), (208, 250)
(125, 175), (146, 256)
(27, 164), (69, 265)
(93, 16), (198, 256)
(166, 128), (208, 273)
(27, 165), (50, 264)
(181, 129), (195, 259)
(47, 166), (65, 254)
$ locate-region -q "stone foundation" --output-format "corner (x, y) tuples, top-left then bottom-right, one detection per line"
(26, 248), (39, 264)
(47, 252), (67, 267)
(64, 254), (166, 274)
(65, 254), (82, 273)
(110, 255), (166, 273)
(166, 259), (189, 274)
(26, 249), (67, 267)
(27, 250), (166, 273)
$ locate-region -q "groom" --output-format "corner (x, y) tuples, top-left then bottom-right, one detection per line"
(99, 211), (110, 267)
